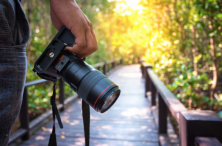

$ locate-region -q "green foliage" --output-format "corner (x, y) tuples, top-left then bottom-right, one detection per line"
(27, 81), (76, 113)
(142, 0), (222, 111)
(167, 64), (211, 109)
(28, 84), (52, 113)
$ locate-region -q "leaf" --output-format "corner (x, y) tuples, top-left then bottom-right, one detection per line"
(218, 111), (222, 118)
(216, 14), (222, 19)
(177, 94), (181, 98)
(181, 64), (185, 71)
(194, 54), (202, 63)
(209, 30), (217, 37)
(202, 96), (210, 102)
(175, 80), (183, 86)
(219, 94), (222, 101)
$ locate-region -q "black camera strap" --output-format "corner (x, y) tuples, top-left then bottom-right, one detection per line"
(80, 58), (90, 146)
(48, 83), (63, 146)
(82, 99), (90, 146)
(47, 83), (90, 146)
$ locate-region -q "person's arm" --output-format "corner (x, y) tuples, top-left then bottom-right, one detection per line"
(50, 0), (98, 58)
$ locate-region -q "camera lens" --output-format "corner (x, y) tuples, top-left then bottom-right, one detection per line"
(101, 88), (120, 113)
(59, 55), (121, 113)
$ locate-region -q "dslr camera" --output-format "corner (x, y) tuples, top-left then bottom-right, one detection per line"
(33, 26), (120, 113)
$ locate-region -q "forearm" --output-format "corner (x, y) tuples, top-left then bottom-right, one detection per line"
(50, 0), (97, 58)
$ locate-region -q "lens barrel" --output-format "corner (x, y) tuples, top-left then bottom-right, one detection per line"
(58, 55), (120, 113)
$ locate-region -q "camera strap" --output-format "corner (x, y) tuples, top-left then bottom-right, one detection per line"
(47, 83), (90, 146)
(80, 57), (90, 146)
(82, 99), (90, 146)
(48, 83), (63, 146)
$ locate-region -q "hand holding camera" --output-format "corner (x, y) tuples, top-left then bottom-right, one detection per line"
(33, 26), (120, 113)
(50, 0), (98, 58)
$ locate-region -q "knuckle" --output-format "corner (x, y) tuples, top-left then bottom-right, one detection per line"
(79, 43), (87, 48)
(90, 45), (98, 52)
(94, 45), (98, 51)
(87, 21), (93, 29)
(88, 21), (92, 26)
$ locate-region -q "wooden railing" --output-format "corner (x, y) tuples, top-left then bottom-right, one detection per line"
(140, 59), (222, 146)
(9, 58), (123, 144)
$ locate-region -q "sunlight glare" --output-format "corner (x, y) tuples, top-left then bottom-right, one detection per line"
(138, 10), (143, 15)
(163, 41), (167, 46)
(35, 135), (45, 140)
(114, 0), (143, 14)
(125, 0), (141, 10)
(125, 11), (132, 15)
(36, 28), (39, 33)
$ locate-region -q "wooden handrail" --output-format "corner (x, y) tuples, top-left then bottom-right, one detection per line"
(25, 79), (48, 87)
(92, 62), (105, 68)
(140, 59), (222, 146)
(9, 58), (123, 144)
(148, 69), (187, 122)
(195, 137), (222, 146)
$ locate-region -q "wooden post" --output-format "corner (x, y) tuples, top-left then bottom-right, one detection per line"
(151, 81), (156, 106)
(158, 92), (167, 134)
(20, 87), (30, 140)
(108, 62), (111, 72)
(144, 65), (152, 97)
(112, 60), (115, 69)
(107, 62), (109, 73)
(179, 110), (222, 146)
(59, 79), (65, 111)
(144, 68), (148, 97)
(141, 64), (144, 78)
(103, 61), (107, 75)
(120, 58), (123, 65)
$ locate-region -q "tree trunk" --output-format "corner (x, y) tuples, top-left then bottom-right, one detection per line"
(191, 26), (198, 75)
(209, 18), (218, 110)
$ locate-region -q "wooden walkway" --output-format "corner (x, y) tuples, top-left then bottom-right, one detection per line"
(20, 65), (159, 146)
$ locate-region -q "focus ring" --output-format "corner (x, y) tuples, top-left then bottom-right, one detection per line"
(78, 70), (106, 100)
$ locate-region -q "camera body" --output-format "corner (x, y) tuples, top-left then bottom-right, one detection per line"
(33, 26), (120, 113)
(33, 26), (76, 82)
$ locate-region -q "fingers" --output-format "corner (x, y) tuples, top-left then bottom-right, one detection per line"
(79, 50), (94, 59)
(50, 1), (98, 58)
(66, 23), (97, 58)
(79, 31), (97, 58)
(66, 30), (97, 58)
(83, 14), (97, 48)
(66, 27), (87, 52)
(84, 15), (98, 55)
(90, 30), (98, 52)
(82, 30), (98, 58)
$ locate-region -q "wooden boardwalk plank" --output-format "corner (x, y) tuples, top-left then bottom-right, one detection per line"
(19, 65), (159, 146)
